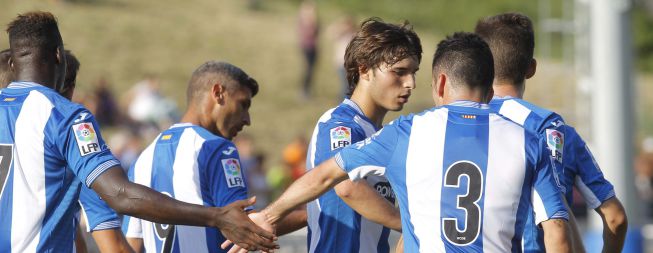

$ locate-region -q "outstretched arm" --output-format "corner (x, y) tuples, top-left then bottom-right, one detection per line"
(263, 158), (349, 224)
(335, 180), (401, 231)
(91, 167), (278, 252)
(596, 197), (628, 253)
(541, 218), (572, 253)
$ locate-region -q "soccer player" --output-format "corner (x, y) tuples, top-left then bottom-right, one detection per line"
(0, 12), (276, 252)
(0, 49), (11, 87)
(122, 61), (304, 253)
(476, 13), (628, 252)
(256, 32), (572, 252)
(303, 18), (417, 253)
(60, 50), (134, 253)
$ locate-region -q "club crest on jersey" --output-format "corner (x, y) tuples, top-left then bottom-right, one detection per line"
(73, 123), (100, 156)
(330, 126), (351, 150)
(222, 158), (245, 188)
(546, 129), (564, 162)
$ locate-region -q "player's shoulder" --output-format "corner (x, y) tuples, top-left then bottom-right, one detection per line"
(492, 98), (564, 133)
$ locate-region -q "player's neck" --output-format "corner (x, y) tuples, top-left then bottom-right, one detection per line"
(349, 91), (386, 128)
(180, 108), (202, 127)
(492, 81), (523, 99)
(13, 66), (56, 89)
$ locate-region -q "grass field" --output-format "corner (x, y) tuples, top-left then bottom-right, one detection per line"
(1, 0), (651, 165)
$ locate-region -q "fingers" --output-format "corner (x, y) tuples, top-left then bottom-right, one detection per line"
(221, 240), (233, 250)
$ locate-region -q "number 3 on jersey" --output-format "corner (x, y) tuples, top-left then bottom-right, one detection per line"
(442, 161), (483, 246)
(0, 144), (13, 197)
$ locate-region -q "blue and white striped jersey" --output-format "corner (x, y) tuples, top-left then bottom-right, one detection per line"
(306, 99), (394, 253)
(490, 97), (615, 252)
(122, 123), (249, 253)
(335, 101), (568, 253)
(0, 82), (121, 253)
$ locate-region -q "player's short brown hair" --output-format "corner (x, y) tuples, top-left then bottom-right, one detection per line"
(475, 13), (534, 85)
(187, 61), (259, 106)
(344, 17), (422, 96)
(62, 50), (80, 93)
(432, 32), (494, 95)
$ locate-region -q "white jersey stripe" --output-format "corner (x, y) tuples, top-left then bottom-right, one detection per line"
(173, 128), (207, 252)
(575, 176), (601, 209)
(406, 109), (447, 252)
(131, 138), (157, 251)
(498, 100), (531, 125)
(532, 189), (547, 225)
(483, 114), (526, 252)
(11, 91), (53, 253)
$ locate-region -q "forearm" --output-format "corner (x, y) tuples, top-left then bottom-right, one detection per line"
(275, 207), (308, 236)
(264, 158), (348, 224)
(336, 180), (401, 231)
(598, 198), (628, 253)
(542, 218), (572, 253)
(562, 198), (585, 253)
(92, 168), (222, 228)
(126, 238), (143, 253)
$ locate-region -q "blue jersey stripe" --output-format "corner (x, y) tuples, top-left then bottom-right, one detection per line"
(440, 111), (488, 252)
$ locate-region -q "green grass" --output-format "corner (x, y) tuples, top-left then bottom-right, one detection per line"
(1, 0), (652, 165)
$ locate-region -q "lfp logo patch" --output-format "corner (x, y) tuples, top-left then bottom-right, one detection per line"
(330, 126), (351, 151)
(73, 123), (100, 156)
(222, 158), (244, 188)
(546, 129), (564, 162)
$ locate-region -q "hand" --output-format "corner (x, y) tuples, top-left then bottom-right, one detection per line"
(222, 210), (277, 253)
(215, 197), (278, 252)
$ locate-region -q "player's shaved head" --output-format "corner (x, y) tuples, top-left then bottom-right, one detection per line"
(475, 13), (534, 86)
(0, 49), (12, 87)
(6, 11), (65, 90)
(186, 61), (259, 106)
(432, 32), (494, 95)
(344, 17), (422, 96)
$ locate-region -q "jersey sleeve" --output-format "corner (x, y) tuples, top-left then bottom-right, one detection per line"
(566, 127), (616, 208)
(530, 135), (569, 225)
(122, 215), (143, 239)
(335, 120), (400, 181)
(312, 121), (367, 168)
(79, 185), (120, 232)
(52, 108), (121, 187)
(198, 140), (250, 210)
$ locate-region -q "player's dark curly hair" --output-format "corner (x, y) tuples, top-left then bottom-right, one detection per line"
(7, 12), (62, 54)
(475, 13), (534, 86)
(432, 32), (494, 95)
(344, 17), (422, 96)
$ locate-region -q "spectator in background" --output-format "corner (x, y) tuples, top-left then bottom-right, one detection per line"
(126, 75), (180, 134)
(328, 15), (357, 100)
(93, 77), (121, 126)
(0, 49), (12, 87)
(283, 135), (308, 181)
(635, 137), (653, 218)
(298, 0), (319, 99)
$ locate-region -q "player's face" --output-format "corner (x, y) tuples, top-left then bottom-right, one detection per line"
(368, 56), (419, 111)
(215, 86), (252, 140)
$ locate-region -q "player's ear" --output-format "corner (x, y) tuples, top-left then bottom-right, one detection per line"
(359, 65), (371, 82)
(436, 73), (446, 98)
(525, 58), (537, 79)
(211, 83), (226, 104)
(55, 47), (62, 65)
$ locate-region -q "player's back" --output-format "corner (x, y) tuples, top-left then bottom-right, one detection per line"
(490, 97), (614, 252)
(0, 82), (120, 252)
(336, 102), (567, 252)
(124, 123), (249, 253)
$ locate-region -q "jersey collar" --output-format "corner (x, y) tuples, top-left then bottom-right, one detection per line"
(170, 123), (195, 129)
(342, 99), (365, 115)
(6, 81), (44, 89)
(448, 100), (489, 109)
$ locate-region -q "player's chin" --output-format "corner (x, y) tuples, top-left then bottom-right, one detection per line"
(389, 102), (405, 111)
